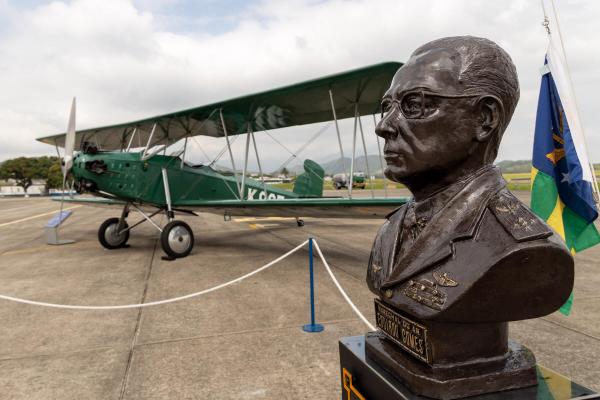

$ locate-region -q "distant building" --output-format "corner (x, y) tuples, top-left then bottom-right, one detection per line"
(0, 179), (46, 197)
(257, 176), (293, 184)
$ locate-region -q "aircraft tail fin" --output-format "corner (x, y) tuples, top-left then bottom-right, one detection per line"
(293, 159), (324, 197)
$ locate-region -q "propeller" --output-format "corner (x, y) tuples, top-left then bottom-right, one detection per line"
(62, 97), (77, 177)
(58, 97), (76, 227)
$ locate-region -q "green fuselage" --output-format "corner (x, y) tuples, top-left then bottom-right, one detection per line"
(72, 151), (298, 207)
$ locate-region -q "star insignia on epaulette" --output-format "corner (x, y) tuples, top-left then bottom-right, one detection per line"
(489, 192), (552, 242)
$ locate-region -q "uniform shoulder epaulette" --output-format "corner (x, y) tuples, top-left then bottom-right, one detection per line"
(488, 191), (552, 242)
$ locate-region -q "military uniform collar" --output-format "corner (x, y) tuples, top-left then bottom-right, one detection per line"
(382, 165), (505, 288)
(386, 165), (497, 221)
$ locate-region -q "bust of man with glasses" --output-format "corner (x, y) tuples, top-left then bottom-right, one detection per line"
(364, 37), (574, 396)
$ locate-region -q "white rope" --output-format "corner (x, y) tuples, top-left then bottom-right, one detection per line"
(0, 240), (308, 310)
(0, 238), (376, 331)
(312, 240), (376, 330)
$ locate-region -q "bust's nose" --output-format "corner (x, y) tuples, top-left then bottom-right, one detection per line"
(375, 116), (397, 140)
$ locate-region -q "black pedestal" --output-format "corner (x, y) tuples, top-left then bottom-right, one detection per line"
(339, 335), (597, 400)
(365, 331), (537, 399)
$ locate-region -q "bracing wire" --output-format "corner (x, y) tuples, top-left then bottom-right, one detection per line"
(278, 122), (333, 172)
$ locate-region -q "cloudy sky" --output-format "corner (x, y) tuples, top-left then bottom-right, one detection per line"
(0, 0), (598, 172)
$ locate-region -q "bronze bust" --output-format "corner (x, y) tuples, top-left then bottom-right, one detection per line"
(364, 36), (574, 398)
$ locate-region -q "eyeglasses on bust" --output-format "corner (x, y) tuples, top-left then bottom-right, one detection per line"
(380, 89), (480, 120)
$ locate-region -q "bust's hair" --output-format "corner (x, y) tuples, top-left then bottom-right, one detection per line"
(413, 36), (520, 161)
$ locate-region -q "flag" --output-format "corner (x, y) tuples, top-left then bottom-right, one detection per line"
(531, 38), (600, 315)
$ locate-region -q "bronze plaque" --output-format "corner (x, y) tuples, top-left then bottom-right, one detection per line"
(374, 298), (430, 363)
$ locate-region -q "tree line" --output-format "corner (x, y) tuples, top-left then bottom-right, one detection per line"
(0, 156), (63, 193)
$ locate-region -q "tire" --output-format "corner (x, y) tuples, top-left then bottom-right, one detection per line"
(161, 220), (194, 259)
(98, 218), (129, 249)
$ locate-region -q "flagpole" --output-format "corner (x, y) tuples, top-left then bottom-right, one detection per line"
(541, 0), (600, 204)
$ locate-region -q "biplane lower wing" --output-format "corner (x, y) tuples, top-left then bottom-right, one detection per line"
(55, 196), (408, 219)
(178, 197), (407, 218)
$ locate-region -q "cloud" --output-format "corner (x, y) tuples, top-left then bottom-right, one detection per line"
(0, 0), (599, 170)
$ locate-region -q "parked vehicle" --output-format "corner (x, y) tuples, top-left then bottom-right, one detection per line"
(332, 172), (366, 190)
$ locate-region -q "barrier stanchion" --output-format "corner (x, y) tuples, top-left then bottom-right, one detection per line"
(303, 237), (324, 333)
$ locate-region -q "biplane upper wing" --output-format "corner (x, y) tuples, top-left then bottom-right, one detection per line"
(55, 196), (407, 219)
(37, 62), (401, 150)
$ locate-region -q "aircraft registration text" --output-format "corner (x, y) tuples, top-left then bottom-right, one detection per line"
(246, 188), (286, 200)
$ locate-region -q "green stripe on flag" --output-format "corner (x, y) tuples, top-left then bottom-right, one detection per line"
(559, 292), (574, 316)
(531, 168), (600, 316)
(563, 206), (600, 252)
(531, 169), (558, 220)
(559, 209), (600, 315)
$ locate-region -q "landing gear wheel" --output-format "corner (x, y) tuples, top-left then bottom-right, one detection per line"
(161, 220), (194, 259)
(98, 218), (130, 249)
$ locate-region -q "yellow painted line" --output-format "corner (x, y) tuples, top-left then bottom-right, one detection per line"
(234, 218), (255, 223)
(247, 223), (281, 230)
(0, 206), (81, 228)
(234, 217), (295, 223)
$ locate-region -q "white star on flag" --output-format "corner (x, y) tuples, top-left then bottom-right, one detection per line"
(561, 172), (571, 184)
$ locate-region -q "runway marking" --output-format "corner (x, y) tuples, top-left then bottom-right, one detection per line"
(0, 206), (81, 228)
(234, 217), (295, 223)
(0, 240), (94, 256)
(248, 223), (280, 230)
(0, 205), (54, 214)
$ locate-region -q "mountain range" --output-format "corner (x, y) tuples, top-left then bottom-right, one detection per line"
(287, 157), (535, 176)
(287, 155), (387, 176)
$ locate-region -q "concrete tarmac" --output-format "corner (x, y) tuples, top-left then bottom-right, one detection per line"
(0, 191), (598, 399)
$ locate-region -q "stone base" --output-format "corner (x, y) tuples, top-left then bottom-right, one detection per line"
(339, 335), (596, 400)
(365, 331), (536, 399)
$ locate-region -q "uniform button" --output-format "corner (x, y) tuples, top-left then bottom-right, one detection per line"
(384, 289), (393, 298)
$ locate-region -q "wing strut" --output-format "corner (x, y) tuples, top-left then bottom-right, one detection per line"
(358, 115), (375, 198)
(54, 139), (61, 159)
(241, 122), (252, 200)
(126, 128), (138, 151)
(349, 104), (359, 200)
(250, 130), (267, 193)
(328, 89), (350, 198)
(219, 109), (242, 198)
(373, 114), (388, 198)
(161, 168), (174, 220)
(180, 136), (188, 169)
(142, 124), (157, 160)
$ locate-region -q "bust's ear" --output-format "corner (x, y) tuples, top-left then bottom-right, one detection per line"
(475, 95), (504, 142)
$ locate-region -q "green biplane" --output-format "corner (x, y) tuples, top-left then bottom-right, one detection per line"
(37, 62), (408, 259)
